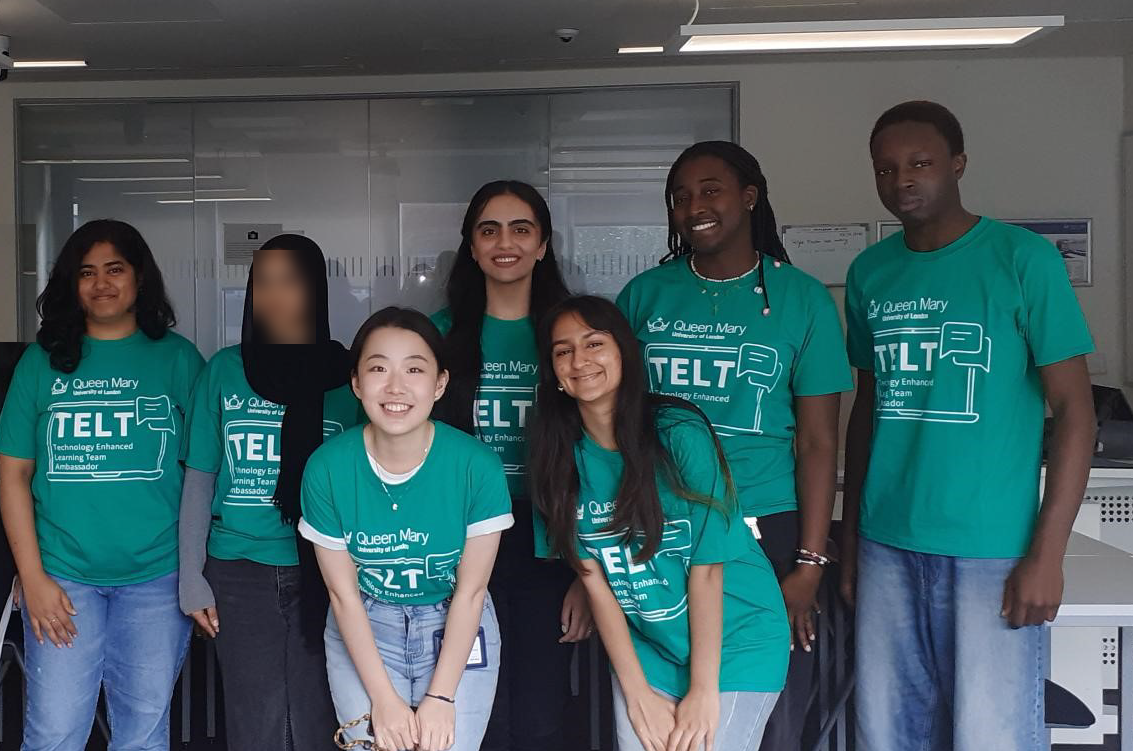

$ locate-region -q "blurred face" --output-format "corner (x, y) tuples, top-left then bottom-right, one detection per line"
(77, 242), (138, 325)
(871, 121), (967, 226)
(470, 193), (547, 285)
(550, 311), (622, 408)
(352, 326), (449, 437)
(251, 247), (311, 344)
(670, 155), (758, 257)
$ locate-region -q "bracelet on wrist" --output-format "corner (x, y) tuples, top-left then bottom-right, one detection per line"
(424, 692), (455, 704)
(796, 548), (830, 567)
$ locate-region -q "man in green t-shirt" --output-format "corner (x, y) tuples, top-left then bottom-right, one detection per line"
(841, 101), (1096, 751)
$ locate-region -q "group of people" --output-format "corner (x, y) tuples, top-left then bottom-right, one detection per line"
(0, 97), (1095, 751)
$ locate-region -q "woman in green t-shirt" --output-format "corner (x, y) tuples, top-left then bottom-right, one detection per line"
(178, 234), (359, 750)
(0, 220), (204, 749)
(616, 142), (852, 750)
(432, 180), (589, 751)
(299, 307), (513, 751)
(529, 295), (789, 751)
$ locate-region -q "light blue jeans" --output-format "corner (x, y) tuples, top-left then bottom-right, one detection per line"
(610, 676), (779, 751)
(22, 571), (192, 751)
(855, 537), (1045, 751)
(325, 594), (501, 751)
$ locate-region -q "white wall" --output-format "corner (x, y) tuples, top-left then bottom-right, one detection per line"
(0, 56), (1126, 391)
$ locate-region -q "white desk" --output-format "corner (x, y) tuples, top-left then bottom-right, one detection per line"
(1055, 533), (1133, 749)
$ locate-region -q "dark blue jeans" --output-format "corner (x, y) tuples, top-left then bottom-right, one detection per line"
(205, 556), (338, 751)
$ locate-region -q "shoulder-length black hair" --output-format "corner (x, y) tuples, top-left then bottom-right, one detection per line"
(36, 219), (176, 373)
(528, 295), (733, 572)
(349, 305), (447, 376)
(436, 180), (570, 434)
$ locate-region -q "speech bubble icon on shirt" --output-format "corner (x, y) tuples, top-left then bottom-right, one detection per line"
(135, 396), (176, 433)
(737, 343), (784, 391)
(425, 550), (462, 580)
(939, 323), (991, 372)
(656, 520), (693, 559)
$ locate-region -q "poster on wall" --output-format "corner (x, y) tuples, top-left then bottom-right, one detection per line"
(876, 218), (1091, 286)
(1009, 219), (1092, 287)
(781, 223), (870, 286)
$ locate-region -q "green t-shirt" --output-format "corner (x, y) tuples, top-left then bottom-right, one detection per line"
(299, 421), (514, 604)
(431, 309), (538, 499)
(534, 409), (789, 697)
(182, 346), (363, 566)
(617, 258), (853, 518)
(0, 331), (204, 585)
(845, 217), (1094, 557)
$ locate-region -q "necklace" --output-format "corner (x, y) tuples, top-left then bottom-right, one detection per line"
(689, 254), (760, 283)
(368, 425), (433, 512)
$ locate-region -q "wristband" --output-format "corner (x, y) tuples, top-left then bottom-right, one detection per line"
(424, 692), (455, 704)
(796, 548), (830, 566)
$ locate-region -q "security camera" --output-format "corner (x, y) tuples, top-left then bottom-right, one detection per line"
(555, 28), (579, 43)
(0, 36), (11, 81)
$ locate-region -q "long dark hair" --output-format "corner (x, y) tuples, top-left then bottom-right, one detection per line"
(350, 306), (447, 377)
(529, 295), (733, 572)
(436, 180), (569, 434)
(661, 141), (790, 266)
(36, 219), (176, 373)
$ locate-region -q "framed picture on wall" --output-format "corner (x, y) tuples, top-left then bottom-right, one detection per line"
(1006, 219), (1092, 287)
(876, 220), (902, 241)
(875, 218), (1091, 286)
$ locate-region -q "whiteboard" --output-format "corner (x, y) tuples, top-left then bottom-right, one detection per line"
(781, 223), (870, 286)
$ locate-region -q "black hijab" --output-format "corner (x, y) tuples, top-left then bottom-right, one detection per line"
(241, 234), (351, 644)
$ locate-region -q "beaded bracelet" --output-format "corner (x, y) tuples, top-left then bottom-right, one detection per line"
(796, 548), (830, 567)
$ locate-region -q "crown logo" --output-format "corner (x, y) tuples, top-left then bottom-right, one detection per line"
(867, 299), (880, 320)
(647, 316), (670, 333)
(50, 378), (68, 396)
(223, 394), (245, 411)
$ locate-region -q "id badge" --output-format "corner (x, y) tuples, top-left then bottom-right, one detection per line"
(433, 626), (489, 669)
(743, 516), (762, 540)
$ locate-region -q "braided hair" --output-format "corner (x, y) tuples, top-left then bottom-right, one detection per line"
(660, 141), (790, 316)
(661, 141), (790, 266)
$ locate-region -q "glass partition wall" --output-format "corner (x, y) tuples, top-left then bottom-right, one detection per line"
(16, 85), (734, 356)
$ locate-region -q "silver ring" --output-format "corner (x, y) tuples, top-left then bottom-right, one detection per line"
(48, 616), (58, 623)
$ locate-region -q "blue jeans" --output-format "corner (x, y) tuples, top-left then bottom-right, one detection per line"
(855, 538), (1045, 751)
(324, 594), (501, 751)
(22, 571), (192, 751)
(611, 677), (779, 751)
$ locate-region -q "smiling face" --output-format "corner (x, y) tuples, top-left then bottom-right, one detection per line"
(871, 120), (967, 227)
(77, 241), (139, 326)
(251, 246), (312, 344)
(670, 154), (758, 257)
(352, 326), (449, 437)
(550, 311), (622, 410)
(470, 193), (548, 285)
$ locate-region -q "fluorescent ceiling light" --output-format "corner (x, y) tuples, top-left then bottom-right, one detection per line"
(157, 197), (271, 204)
(77, 175), (223, 182)
(22, 158), (190, 165)
(618, 46), (665, 54)
(679, 16), (1063, 53)
(13, 60), (87, 69)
